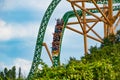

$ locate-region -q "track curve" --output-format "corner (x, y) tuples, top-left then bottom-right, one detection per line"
(52, 5), (120, 66)
(28, 0), (120, 79)
(27, 0), (61, 79)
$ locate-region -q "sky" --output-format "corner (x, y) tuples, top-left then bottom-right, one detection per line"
(0, 0), (120, 77)
(0, 0), (75, 76)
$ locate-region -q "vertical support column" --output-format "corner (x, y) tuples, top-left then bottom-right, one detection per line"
(108, 0), (114, 34)
(103, 4), (108, 37)
(104, 23), (108, 37)
(82, 2), (88, 55)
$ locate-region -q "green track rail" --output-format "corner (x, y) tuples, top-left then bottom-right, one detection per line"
(27, 0), (120, 79)
(27, 0), (61, 79)
(53, 4), (120, 66)
(88, 0), (120, 4)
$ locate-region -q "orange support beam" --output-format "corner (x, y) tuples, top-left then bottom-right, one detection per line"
(42, 43), (53, 64)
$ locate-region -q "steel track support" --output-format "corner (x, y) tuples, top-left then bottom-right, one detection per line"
(71, 3), (84, 33)
(42, 43), (53, 64)
(91, 0), (111, 25)
(103, 4), (108, 38)
(82, 2), (88, 55)
(86, 24), (103, 41)
(74, 3), (107, 23)
(66, 26), (103, 43)
(108, 0), (114, 34)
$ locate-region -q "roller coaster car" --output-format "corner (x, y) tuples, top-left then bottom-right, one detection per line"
(53, 33), (61, 41)
(52, 41), (60, 47)
(52, 41), (60, 46)
(56, 19), (63, 26)
(52, 41), (60, 50)
(53, 33), (61, 38)
(52, 51), (59, 57)
(53, 33), (61, 36)
(55, 25), (63, 33)
(52, 50), (59, 54)
(52, 44), (59, 55)
(53, 36), (60, 41)
(52, 46), (59, 51)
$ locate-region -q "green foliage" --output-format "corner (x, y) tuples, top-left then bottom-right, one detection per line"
(11, 66), (16, 80)
(101, 30), (120, 47)
(4, 68), (8, 77)
(34, 30), (120, 79)
(0, 66), (16, 80)
(101, 34), (116, 47)
(18, 67), (24, 80)
(0, 72), (4, 79)
(116, 30), (120, 43)
(0, 66), (25, 80)
(34, 45), (120, 79)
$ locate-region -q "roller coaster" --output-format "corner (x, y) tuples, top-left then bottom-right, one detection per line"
(27, 0), (120, 79)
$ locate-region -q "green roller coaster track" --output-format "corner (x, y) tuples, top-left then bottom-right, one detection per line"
(53, 5), (120, 67)
(27, 0), (120, 79)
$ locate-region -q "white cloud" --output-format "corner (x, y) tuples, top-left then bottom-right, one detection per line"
(0, 19), (39, 41)
(1, 0), (51, 11)
(13, 58), (32, 77)
(1, 0), (72, 14)
(0, 62), (7, 71)
(0, 20), (13, 41)
(0, 19), (60, 42)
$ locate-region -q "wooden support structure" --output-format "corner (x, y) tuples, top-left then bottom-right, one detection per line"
(91, 0), (111, 25)
(66, 26), (103, 43)
(71, 4), (84, 33)
(103, 4), (108, 38)
(108, 0), (114, 34)
(114, 10), (120, 23)
(67, 0), (120, 55)
(73, 3), (107, 23)
(82, 2), (88, 54)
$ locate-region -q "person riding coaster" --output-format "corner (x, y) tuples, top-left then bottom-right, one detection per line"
(55, 25), (63, 33)
(53, 33), (61, 41)
(56, 19), (63, 26)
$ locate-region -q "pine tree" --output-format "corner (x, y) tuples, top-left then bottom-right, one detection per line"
(11, 66), (16, 80)
(4, 68), (8, 77)
(18, 67), (22, 79)
(0, 72), (4, 80)
(116, 30), (120, 43)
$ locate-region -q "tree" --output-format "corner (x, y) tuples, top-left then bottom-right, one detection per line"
(4, 67), (8, 77)
(33, 31), (120, 79)
(0, 66), (25, 80)
(0, 72), (4, 80)
(101, 34), (116, 47)
(89, 46), (98, 53)
(11, 66), (16, 80)
(18, 67), (22, 79)
(115, 30), (120, 43)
